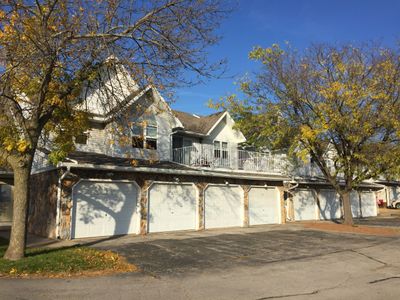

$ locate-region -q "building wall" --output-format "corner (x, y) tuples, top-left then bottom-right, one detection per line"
(204, 114), (246, 147)
(58, 168), (285, 239)
(287, 184), (379, 221)
(27, 169), (59, 238)
(76, 92), (178, 161)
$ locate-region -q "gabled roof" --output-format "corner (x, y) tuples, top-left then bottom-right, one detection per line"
(172, 110), (225, 135)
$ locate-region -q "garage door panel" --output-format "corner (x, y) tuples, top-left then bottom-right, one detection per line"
(319, 190), (341, 220)
(205, 185), (243, 229)
(0, 184), (13, 222)
(148, 183), (197, 233)
(294, 190), (317, 221)
(360, 192), (377, 217)
(249, 188), (280, 225)
(73, 181), (139, 238)
(350, 191), (360, 218)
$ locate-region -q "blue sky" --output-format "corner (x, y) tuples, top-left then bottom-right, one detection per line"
(171, 0), (400, 115)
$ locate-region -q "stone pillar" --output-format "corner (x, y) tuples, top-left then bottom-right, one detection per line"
(195, 183), (206, 230)
(140, 180), (153, 235)
(277, 186), (286, 224)
(242, 185), (250, 227)
(60, 177), (79, 240)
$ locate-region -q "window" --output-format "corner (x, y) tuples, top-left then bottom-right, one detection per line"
(214, 141), (229, 159)
(146, 125), (157, 139)
(131, 123), (144, 148)
(222, 142), (228, 159)
(132, 135), (144, 148)
(214, 141), (221, 158)
(75, 133), (88, 145)
(131, 122), (157, 150)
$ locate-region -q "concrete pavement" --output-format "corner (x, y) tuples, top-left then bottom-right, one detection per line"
(1, 224), (400, 299)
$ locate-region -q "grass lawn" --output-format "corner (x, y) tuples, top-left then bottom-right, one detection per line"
(0, 237), (136, 278)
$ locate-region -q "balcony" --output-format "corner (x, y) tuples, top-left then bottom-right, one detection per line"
(171, 145), (286, 174)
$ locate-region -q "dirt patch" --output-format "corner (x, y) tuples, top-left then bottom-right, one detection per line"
(302, 222), (400, 237)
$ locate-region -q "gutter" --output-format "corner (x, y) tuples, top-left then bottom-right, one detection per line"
(60, 162), (290, 182)
(55, 166), (71, 239)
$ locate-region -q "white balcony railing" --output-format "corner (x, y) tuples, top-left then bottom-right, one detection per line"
(172, 145), (286, 174)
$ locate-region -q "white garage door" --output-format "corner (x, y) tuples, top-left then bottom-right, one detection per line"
(249, 187), (280, 225)
(360, 191), (377, 217)
(293, 189), (317, 221)
(350, 191), (361, 217)
(318, 190), (341, 220)
(72, 181), (140, 239)
(205, 185), (243, 229)
(148, 183), (197, 233)
(0, 184), (12, 222)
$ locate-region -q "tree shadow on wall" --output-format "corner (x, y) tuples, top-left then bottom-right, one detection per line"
(71, 182), (139, 238)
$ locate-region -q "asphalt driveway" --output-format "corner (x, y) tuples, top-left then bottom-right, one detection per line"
(88, 224), (394, 277)
(1, 222), (400, 299)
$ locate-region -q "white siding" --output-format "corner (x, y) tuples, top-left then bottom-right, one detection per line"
(76, 92), (179, 161)
(203, 114), (246, 148)
(148, 183), (197, 233)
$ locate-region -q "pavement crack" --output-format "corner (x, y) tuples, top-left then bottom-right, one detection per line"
(369, 276), (400, 284)
(255, 290), (319, 300)
(350, 249), (388, 266)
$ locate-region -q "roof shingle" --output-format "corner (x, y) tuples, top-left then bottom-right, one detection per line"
(172, 110), (225, 135)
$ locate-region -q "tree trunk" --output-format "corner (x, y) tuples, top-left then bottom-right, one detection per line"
(342, 191), (354, 226)
(3, 165), (31, 260)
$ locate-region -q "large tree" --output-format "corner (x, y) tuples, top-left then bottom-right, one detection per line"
(0, 0), (228, 260)
(213, 43), (400, 225)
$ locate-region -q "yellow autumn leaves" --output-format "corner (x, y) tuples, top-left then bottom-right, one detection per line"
(3, 138), (30, 153)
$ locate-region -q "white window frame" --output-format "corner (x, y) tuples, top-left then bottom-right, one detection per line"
(131, 122), (158, 150)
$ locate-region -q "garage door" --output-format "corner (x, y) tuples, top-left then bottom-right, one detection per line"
(293, 189), (317, 221)
(350, 191), (361, 217)
(249, 187), (280, 225)
(0, 184), (12, 222)
(205, 185), (243, 229)
(318, 190), (341, 220)
(72, 181), (140, 239)
(148, 183), (197, 233)
(360, 191), (377, 217)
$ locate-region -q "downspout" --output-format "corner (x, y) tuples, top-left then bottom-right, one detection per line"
(56, 166), (71, 239)
(284, 179), (299, 222)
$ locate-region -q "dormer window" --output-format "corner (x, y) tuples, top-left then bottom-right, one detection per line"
(131, 122), (157, 150)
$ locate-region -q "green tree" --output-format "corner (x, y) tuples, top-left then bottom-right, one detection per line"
(213, 43), (400, 225)
(0, 0), (228, 260)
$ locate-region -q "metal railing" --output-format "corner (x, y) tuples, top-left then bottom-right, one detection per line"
(172, 145), (286, 174)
